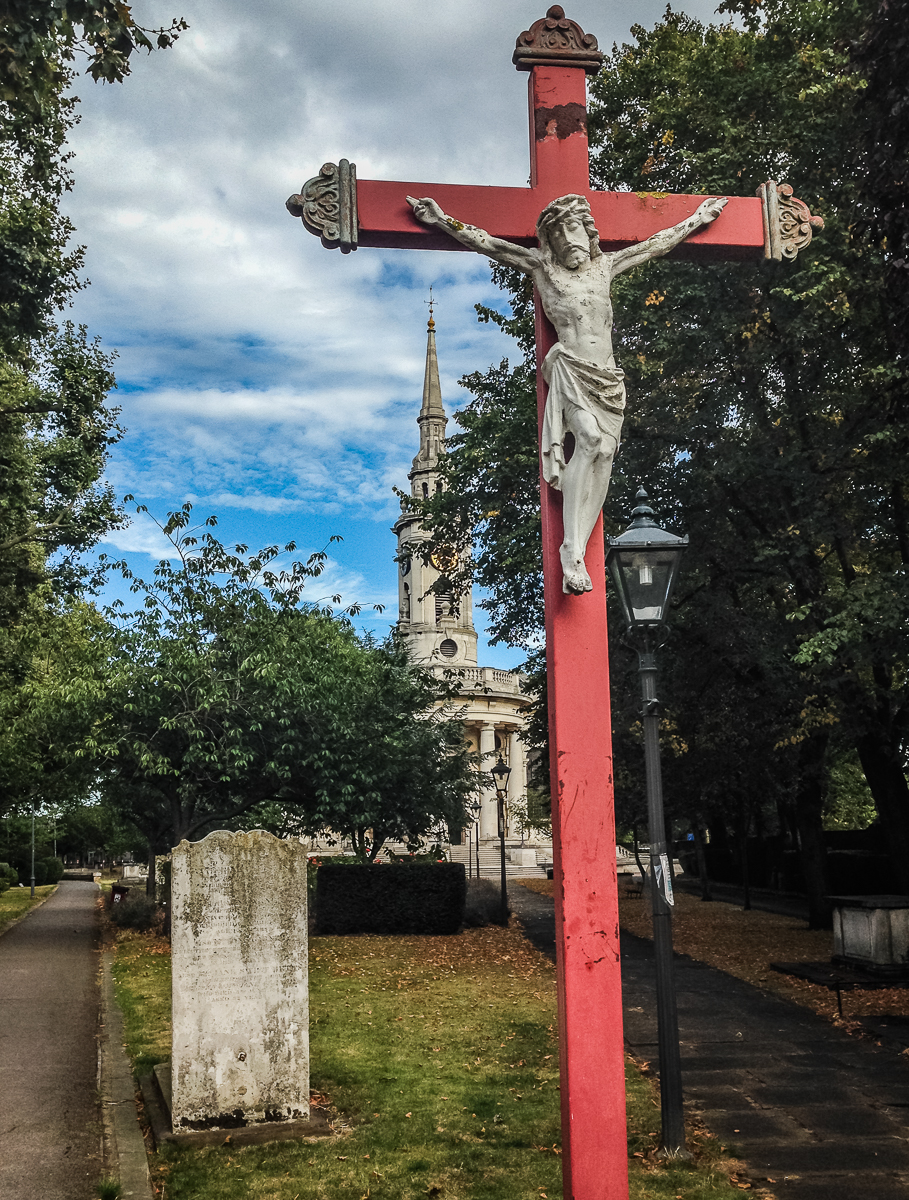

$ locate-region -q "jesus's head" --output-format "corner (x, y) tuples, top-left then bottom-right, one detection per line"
(537, 195), (602, 269)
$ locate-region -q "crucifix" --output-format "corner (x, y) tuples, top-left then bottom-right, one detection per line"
(286, 8), (822, 1198)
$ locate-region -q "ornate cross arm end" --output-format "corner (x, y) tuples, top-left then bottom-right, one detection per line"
(286, 159), (358, 253)
(513, 5), (604, 75)
(757, 180), (825, 261)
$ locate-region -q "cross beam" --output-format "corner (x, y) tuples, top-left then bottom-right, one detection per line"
(286, 7), (822, 1198)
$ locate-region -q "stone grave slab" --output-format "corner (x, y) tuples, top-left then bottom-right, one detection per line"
(171, 829), (309, 1131)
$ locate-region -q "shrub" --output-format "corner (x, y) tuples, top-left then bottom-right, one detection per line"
(41, 857), (64, 884)
(0, 863), (18, 888)
(109, 892), (160, 931)
(315, 862), (466, 935)
(463, 878), (509, 927)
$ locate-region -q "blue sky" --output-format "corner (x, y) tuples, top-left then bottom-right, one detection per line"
(62, 0), (721, 668)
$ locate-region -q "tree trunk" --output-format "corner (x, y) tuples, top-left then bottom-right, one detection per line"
(856, 729), (909, 894)
(368, 827), (388, 862)
(738, 821), (751, 912)
(146, 840), (156, 899)
(795, 736), (831, 930)
(692, 822), (712, 901)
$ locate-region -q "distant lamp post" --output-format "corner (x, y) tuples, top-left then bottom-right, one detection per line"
(606, 486), (690, 1160)
(491, 756), (512, 927)
(30, 801), (36, 899)
(466, 799), (482, 880)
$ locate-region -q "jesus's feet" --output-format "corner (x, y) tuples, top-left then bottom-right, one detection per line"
(560, 543), (592, 594)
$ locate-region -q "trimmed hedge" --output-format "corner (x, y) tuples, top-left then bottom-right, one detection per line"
(315, 861), (467, 935)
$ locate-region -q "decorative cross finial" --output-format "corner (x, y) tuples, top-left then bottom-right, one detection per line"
(513, 6), (604, 74)
(426, 285), (436, 330)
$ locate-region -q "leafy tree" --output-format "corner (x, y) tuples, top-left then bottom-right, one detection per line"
(587, 0), (909, 920)
(0, 324), (122, 613)
(1, 1), (185, 353)
(92, 507), (474, 866)
(0, 5), (183, 817)
(0, 594), (108, 818)
(1, 3), (182, 605)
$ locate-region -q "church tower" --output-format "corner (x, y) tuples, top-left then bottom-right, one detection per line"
(390, 302), (536, 854)
(392, 306), (478, 667)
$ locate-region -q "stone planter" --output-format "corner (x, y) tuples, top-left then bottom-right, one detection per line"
(830, 895), (909, 979)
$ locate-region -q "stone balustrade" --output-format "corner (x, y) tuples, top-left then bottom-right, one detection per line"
(448, 665), (524, 695)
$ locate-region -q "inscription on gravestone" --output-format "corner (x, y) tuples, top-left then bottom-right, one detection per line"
(171, 829), (309, 1130)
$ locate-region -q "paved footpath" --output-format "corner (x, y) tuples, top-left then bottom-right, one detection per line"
(509, 884), (909, 1200)
(0, 882), (102, 1200)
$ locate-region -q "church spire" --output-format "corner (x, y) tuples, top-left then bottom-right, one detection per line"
(411, 291), (446, 481)
(419, 290), (445, 425)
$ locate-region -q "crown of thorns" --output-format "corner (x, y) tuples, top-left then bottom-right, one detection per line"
(537, 195), (601, 257)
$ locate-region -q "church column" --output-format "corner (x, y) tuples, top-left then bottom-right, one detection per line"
(507, 729), (525, 830)
(478, 722), (497, 840)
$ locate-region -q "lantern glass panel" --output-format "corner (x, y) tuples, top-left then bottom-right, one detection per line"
(612, 549), (679, 625)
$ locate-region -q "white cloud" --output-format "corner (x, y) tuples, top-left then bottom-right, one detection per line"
(63, 0), (725, 666)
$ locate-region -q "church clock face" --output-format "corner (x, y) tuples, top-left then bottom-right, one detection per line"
(429, 546), (458, 573)
(400, 557), (411, 576)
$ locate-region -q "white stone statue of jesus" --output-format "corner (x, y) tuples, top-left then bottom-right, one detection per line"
(407, 191), (727, 594)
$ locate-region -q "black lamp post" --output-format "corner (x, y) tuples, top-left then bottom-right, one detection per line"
(606, 486), (690, 1160)
(491, 756), (512, 926)
(466, 799), (481, 879)
(30, 801), (36, 899)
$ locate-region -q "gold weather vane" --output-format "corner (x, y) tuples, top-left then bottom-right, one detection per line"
(425, 285), (437, 329)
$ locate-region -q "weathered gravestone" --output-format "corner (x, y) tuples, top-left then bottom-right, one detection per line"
(171, 830), (309, 1130)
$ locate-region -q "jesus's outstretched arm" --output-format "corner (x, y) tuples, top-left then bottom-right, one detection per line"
(407, 196), (541, 274)
(610, 195), (728, 276)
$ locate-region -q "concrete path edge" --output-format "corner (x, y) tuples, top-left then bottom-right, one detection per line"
(100, 949), (154, 1199)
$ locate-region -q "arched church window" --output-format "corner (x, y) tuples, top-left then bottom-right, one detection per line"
(402, 584), (410, 620)
(422, 482), (429, 498)
(435, 593), (452, 623)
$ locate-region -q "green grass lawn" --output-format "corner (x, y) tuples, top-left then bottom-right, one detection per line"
(112, 923), (751, 1200)
(0, 884), (57, 935)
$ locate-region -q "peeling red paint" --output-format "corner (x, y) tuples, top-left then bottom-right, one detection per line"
(534, 101), (587, 142)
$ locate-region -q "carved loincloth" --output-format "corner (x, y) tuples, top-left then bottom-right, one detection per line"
(541, 342), (626, 491)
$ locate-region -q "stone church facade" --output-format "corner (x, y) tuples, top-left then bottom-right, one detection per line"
(392, 313), (536, 853)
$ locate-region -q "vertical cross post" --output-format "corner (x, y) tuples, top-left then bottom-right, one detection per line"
(522, 38), (629, 1200)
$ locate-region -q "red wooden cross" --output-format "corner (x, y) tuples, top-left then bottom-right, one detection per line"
(287, 8), (821, 1198)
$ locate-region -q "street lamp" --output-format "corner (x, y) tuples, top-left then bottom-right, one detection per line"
(491, 756), (512, 927)
(466, 798), (482, 879)
(606, 486), (690, 1160)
